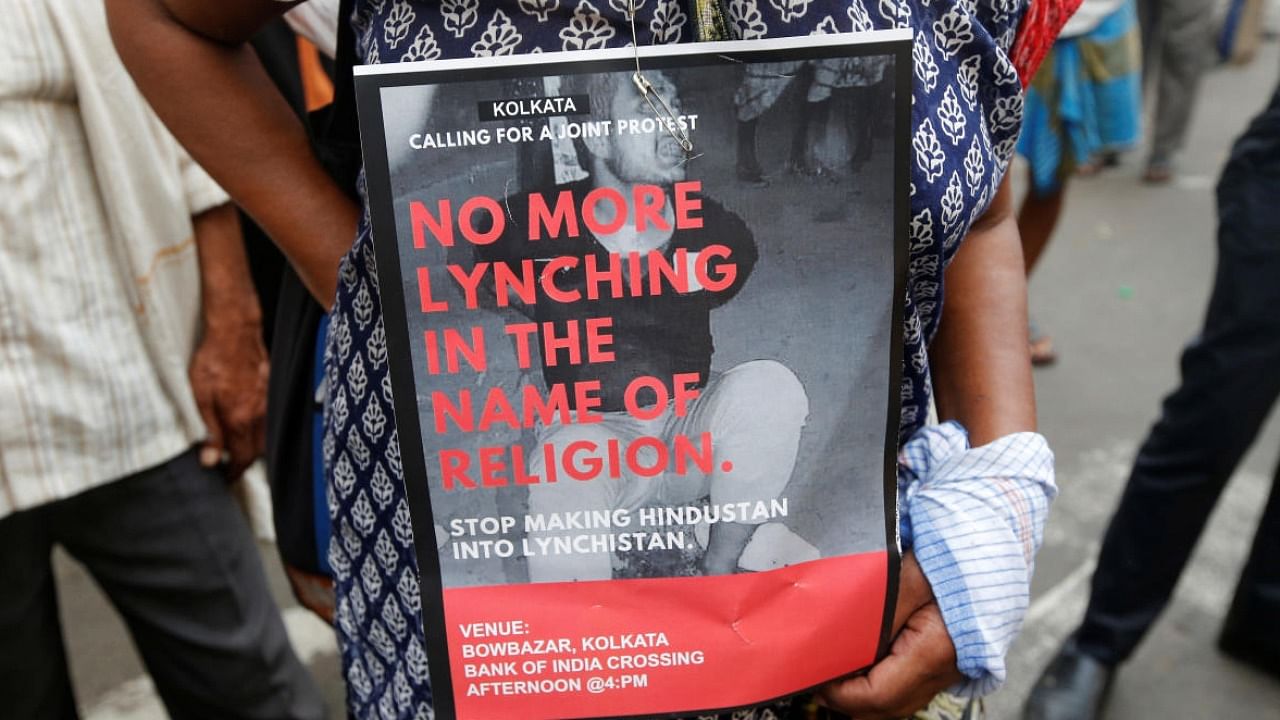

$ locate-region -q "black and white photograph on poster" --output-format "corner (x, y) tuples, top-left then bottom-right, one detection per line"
(360, 35), (908, 591)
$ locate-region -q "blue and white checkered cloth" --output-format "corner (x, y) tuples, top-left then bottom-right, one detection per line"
(898, 421), (1057, 696)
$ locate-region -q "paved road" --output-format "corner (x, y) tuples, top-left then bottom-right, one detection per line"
(991, 41), (1280, 720)
(55, 41), (1280, 720)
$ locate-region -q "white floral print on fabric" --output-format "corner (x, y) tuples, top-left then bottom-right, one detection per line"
(470, 8), (523, 55)
(440, 0), (480, 37)
(729, 0), (770, 38)
(560, 0), (617, 49)
(650, 0), (688, 41)
(335, 1), (1030, 718)
(769, 0), (815, 22)
(519, 0), (563, 22)
(608, 0), (647, 14)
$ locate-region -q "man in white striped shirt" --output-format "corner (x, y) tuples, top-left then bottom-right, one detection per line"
(0, 2), (324, 717)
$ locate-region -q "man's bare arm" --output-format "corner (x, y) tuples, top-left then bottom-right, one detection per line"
(189, 203), (269, 479)
(106, 0), (357, 308)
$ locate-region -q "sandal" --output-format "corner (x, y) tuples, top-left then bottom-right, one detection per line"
(1029, 319), (1058, 367)
(1077, 150), (1120, 177)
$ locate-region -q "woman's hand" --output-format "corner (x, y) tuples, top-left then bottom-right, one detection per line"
(815, 553), (962, 719)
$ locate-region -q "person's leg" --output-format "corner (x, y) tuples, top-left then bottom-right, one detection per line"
(669, 360), (809, 574)
(55, 451), (325, 720)
(1136, 0), (1160, 60)
(1218, 463), (1280, 676)
(1018, 177), (1067, 366)
(1216, 126), (1280, 657)
(0, 506), (78, 719)
(1016, 44), (1073, 366)
(1146, 0), (1214, 180)
(847, 86), (875, 168)
(1017, 43), (1068, 281)
(1026, 84), (1280, 720)
(790, 99), (827, 174)
(733, 63), (803, 182)
(1075, 86), (1280, 665)
(1018, 184), (1067, 278)
(736, 117), (765, 182)
(524, 417), (642, 582)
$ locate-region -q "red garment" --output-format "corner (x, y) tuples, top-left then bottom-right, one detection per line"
(1012, 0), (1085, 87)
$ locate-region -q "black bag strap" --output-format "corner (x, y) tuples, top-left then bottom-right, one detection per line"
(267, 1), (361, 575)
(310, 0), (362, 198)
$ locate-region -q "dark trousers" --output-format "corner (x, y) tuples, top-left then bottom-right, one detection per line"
(1137, 0), (1215, 161)
(0, 449), (327, 720)
(1075, 82), (1280, 665)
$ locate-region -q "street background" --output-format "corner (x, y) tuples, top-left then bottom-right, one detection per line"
(56, 38), (1280, 720)
(990, 37), (1280, 720)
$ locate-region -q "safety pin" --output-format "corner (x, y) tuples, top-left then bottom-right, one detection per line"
(626, 1), (694, 153)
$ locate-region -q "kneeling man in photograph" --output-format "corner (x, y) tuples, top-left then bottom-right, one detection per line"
(475, 70), (810, 582)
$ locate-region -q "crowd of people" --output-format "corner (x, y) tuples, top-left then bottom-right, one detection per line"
(0, 0), (1273, 719)
(1015, 0), (1216, 366)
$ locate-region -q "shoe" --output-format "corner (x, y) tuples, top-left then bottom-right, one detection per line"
(1076, 150), (1121, 177)
(1022, 639), (1115, 720)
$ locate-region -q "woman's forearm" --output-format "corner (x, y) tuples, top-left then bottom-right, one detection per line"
(899, 185), (1052, 696)
(106, 0), (356, 308)
(928, 176), (1037, 445)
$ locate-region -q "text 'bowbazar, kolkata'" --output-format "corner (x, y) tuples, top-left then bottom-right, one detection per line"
(405, 181), (746, 492)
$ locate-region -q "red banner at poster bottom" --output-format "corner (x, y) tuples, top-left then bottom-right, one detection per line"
(443, 551), (888, 719)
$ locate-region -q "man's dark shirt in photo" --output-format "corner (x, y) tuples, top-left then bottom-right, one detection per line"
(475, 179), (758, 412)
